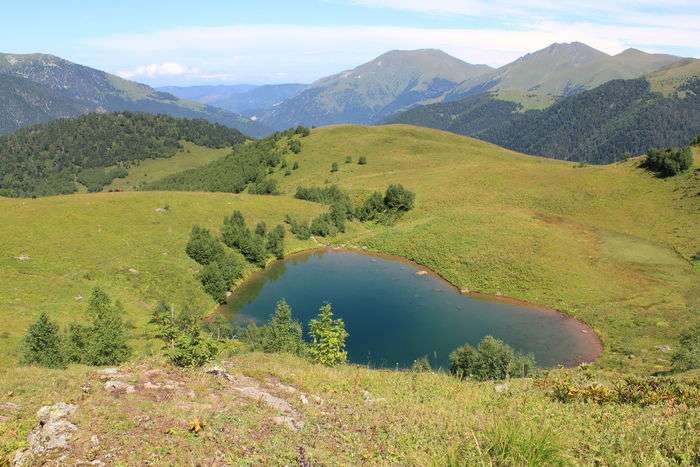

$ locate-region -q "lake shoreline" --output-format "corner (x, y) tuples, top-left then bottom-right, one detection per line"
(221, 245), (604, 367)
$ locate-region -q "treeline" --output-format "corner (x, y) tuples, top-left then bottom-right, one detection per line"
(0, 111), (247, 197)
(144, 126), (310, 193)
(288, 183), (415, 239)
(389, 78), (700, 164)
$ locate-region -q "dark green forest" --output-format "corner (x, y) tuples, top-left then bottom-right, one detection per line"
(388, 78), (700, 163)
(0, 112), (247, 197)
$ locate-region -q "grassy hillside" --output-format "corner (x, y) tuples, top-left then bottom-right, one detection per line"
(0, 192), (324, 366)
(1, 124), (699, 464)
(104, 142), (231, 191)
(2, 353), (698, 465)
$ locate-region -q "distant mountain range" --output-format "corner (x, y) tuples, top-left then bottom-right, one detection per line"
(0, 43), (696, 163)
(388, 59), (700, 163)
(0, 53), (270, 137)
(159, 83), (308, 115)
(256, 49), (494, 130)
(252, 43), (684, 131)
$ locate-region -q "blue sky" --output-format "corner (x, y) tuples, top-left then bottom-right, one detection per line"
(3, 1), (699, 85)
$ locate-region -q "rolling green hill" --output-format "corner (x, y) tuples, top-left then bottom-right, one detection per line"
(1, 125), (698, 464)
(0, 112), (247, 197)
(0, 53), (270, 137)
(388, 60), (700, 163)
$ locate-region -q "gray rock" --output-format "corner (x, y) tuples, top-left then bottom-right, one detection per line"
(494, 383), (509, 394)
(13, 402), (78, 466)
(655, 345), (672, 353)
(104, 380), (136, 394)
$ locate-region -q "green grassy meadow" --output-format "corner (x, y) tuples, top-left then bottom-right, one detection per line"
(105, 142), (232, 191)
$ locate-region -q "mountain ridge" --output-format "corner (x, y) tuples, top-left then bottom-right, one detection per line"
(0, 52), (271, 137)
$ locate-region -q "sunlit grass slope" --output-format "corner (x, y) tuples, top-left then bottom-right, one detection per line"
(0, 192), (324, 366)
(105, 142), (231, 191)
(274, 125), (700, 371)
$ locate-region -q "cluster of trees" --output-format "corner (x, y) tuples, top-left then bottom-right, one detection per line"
(185, 212), (286, 302)
(0, 112), (247, 197)
(289, 183), (415, 240)
(331, 155), (366, 172)
(21, 287), (131, 368)
(449, 336), (536, 380)
(642, 146), (694, 177)
(145, 129), (305, 194)
(241, 300), (348, 366)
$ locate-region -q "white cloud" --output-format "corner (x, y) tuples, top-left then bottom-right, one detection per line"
(85, 19), (700, 84)
(116, 61), (199, 79)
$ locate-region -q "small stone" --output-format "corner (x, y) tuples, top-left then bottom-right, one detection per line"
(0, 402), (21, 412)
(127, 268), (139, 274)
(104, 380), (136, 394)
(655, 345), (672, 353)
(15, 254), (30, 261)
(80, 385), (91, 394)
(415, 270), (428, 276)
(272, 416), (302, 431)
(143, 382), (161, 390)
(154, 207), (167, 213)
(186, 391), (196, 400)
(495, 383), (509, 394)
(460, 287), (470, 294)
(90, 435), (100, 447)
(74, 295), (83, 301)
(299, 394), (309, 405)
(97, 368), (119, 376)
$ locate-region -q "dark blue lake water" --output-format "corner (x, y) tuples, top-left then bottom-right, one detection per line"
(224, 249), (600, 369)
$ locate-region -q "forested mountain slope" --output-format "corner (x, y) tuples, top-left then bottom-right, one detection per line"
(0, 112), (247, 196)
(388, 60), (700, 163)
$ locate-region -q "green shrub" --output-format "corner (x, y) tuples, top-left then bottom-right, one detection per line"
(384, 184), (415, 211)
(289, 139), (302, 154)
(255, 221), (267, 236)
(295, 126), (311, 137)
(222, 210), (248, 250)
(239, 233), (269, 266)
(292, 161), (299, 170)
(245, 300), (306, 355)
(215, 251), (245, 285)
(310, 213), (339, 237)
(284, 169), (292, 176)
(357, 191), (385, 221)
(449, 336), (535, 380)
(21, 313), (65, 368)
(411, 356), (432, 372)
(186, 225), (224, 265)
(150, 304), (219, 367)
(549, 375), (700, 407)
(691, 135), (700, 146)
(248, 178), (279, 195)
(345, 156), (352, 163)
(358, 156), (367, 165)
(308, 303), (348, 366)
(295, 185), (354, 220)
(66, 287), (132, 366)
(266, 225), (286, 260)
(200, 263), (229, 303)
(285, 215), (311, 240)
(672, 324), (700, 371)
(331, 162), (339, 172)
(642, 146), (693, 177)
